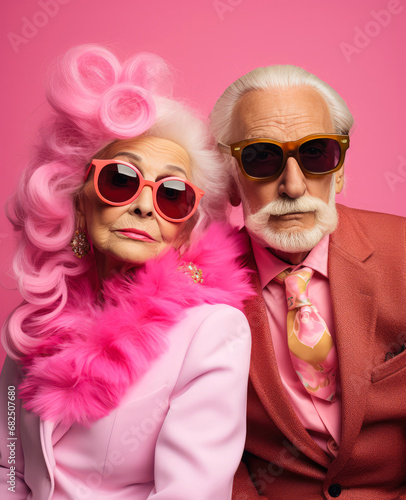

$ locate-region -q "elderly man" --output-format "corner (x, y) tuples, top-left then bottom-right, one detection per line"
(211, 66), (406, 499)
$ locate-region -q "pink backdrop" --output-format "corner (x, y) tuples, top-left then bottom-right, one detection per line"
(1, 0), (405, 364)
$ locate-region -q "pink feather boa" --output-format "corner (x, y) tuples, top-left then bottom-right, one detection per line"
(18, 224), (254, 427)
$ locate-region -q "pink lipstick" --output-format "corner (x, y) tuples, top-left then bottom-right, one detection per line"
(116, 229), (156, 242)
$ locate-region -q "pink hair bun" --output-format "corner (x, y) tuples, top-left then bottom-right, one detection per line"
(99, 83), (156, 139)
(47, 45), (121, 119)
(122, 52), (173, 96)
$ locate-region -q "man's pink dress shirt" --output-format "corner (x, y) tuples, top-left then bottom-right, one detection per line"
(251, 235), (342, 457)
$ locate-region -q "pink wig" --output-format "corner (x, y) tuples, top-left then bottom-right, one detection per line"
(2, 44), (228, 360)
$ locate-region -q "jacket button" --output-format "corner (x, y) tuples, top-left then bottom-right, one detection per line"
(328, 483), (342, 497)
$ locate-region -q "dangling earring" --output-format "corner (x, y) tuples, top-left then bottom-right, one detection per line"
(70, 228), (90, 258)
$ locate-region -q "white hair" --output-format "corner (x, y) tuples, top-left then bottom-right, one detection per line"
(146, 96), (228, 232)
(210, 65), (354, 200)
(210, 64), (354, 145)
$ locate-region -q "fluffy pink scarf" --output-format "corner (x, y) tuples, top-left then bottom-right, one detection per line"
(19, 224), (253, 427)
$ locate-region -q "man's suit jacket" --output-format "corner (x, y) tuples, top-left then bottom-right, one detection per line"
(233, 204), (406, 500)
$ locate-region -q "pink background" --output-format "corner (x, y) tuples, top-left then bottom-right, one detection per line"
(1, 0), (405, 364)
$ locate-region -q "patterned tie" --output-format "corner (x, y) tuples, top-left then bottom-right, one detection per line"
(281, 267), (338, 402)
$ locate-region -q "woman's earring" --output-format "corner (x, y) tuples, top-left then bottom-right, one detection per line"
(70, 228), (90, 258)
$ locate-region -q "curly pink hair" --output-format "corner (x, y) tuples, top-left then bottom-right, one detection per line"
(3, 44), (227, 360)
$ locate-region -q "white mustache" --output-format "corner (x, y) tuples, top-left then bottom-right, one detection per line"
(255, 196), (328, 218)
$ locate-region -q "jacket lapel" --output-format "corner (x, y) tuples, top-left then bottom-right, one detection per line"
(245, 250), (330, 468)
(326, 205), (378, 478)
(20, 409), (54, 498)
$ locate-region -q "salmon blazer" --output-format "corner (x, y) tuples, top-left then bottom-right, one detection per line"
(233, 204), (406, 499)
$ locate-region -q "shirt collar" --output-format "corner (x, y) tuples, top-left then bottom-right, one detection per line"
(251, 234), (330, 289)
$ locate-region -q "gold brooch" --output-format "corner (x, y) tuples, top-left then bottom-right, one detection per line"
(179, 262), (204, 284)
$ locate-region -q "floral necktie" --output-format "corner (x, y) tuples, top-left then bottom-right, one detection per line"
(282, 267), (338, 402)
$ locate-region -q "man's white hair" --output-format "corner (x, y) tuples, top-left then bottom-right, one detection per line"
(210, 64), (354, 145)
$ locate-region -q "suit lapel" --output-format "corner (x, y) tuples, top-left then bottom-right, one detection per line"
(245, 250), (330, 468)
(326, 205), (378, 477)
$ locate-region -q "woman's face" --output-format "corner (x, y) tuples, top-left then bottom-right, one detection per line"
(79, 136), (193, 278)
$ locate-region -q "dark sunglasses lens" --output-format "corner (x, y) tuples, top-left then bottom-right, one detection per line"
(157, 180), (196, 220)
(98, 163), (140, 203)
(241, 143), (283, 178)
(299, 139), (341, 173)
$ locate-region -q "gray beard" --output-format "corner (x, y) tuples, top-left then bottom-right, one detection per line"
(244, 180), (338, 252)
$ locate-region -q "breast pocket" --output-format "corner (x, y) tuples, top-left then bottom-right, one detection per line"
(370, 349), (406, 383)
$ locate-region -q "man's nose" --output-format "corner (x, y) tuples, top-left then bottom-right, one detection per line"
(278, 157), (306, 199)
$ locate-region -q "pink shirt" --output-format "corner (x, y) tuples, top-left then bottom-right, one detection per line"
(252, 235), (342, 457)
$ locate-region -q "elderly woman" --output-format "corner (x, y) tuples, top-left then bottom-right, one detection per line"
(0, 45), (252, 499)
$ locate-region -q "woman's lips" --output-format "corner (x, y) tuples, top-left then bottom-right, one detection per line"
(116, 229), (156, 242)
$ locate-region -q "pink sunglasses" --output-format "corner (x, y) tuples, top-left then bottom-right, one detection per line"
(85, 159), (204, 223)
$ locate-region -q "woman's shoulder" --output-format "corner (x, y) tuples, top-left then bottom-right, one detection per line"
(122, 302), (251, 406)
(163, 303), (251, 405)
(164, 303), (251, 376)
(172, 302), (249, 342)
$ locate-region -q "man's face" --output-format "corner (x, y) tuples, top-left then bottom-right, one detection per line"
(230, 87), (344, 262)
